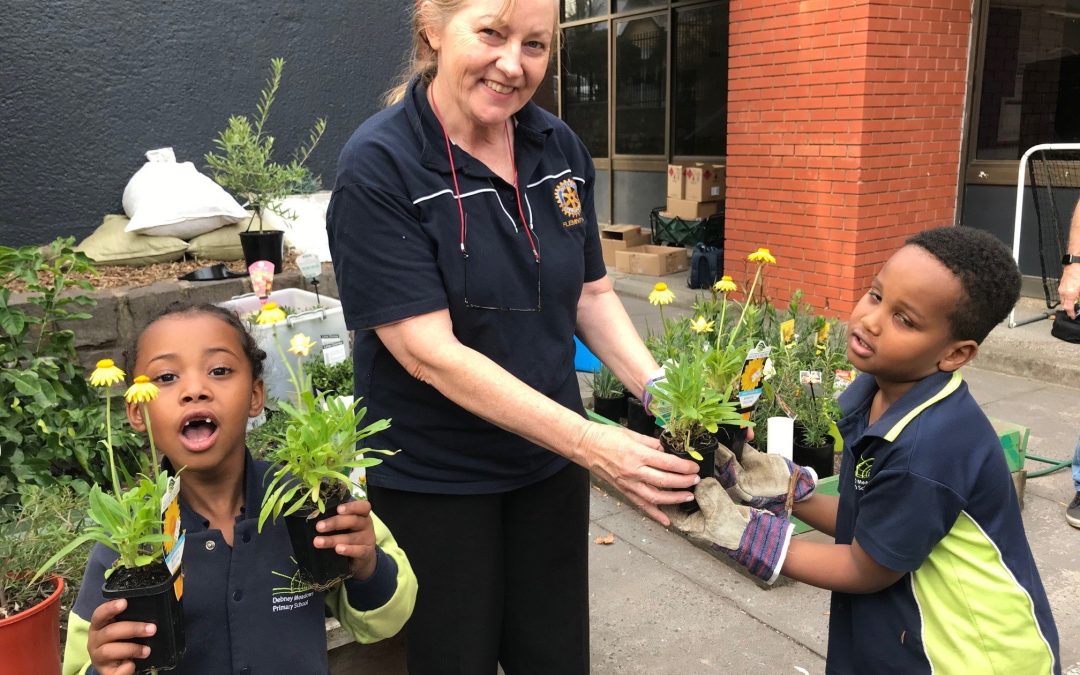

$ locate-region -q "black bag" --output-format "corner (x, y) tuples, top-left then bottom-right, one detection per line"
(1051, 309), (1080, 343)
(688, 243), (723, 289)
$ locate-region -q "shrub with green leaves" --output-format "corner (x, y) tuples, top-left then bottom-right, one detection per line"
(307, 356), (353, 397)
(646, 352), (745, 460)
(1, 485), (91, 619)
(588, 364), (624, 399)
(205, 57), (326, 230)
(0, 238), (144, 506)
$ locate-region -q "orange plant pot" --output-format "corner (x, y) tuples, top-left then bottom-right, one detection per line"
(0, 576), (64, 675)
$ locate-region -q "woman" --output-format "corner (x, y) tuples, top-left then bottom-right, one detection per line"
(326, 0), (700, 671)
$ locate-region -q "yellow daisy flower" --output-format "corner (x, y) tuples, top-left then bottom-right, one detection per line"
(689, 315), (715, 334)
(256, 302), (287, 325)
(747, 247), (777, 264)
(124, 375), (159, 404)
(648, 282), (676, 306)
(89, 359), (125, 387)
(713, 275), (737, 294)
(288, 333), (316, 357)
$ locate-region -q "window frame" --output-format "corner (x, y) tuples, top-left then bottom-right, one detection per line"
(556, 0), (727, 171)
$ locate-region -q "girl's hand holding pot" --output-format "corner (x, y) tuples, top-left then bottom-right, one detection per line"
(87, 598), (156, 675)
(314, 499), (379, 581)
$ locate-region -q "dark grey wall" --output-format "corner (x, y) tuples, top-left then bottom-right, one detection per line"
(1, 1), (410, 247)
(612, 169), (665, 227)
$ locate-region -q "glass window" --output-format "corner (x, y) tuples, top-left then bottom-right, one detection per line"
(975, 1), (1080, 160)
(616, 0), (665, 12)
(673, 3), (726, 156)
(561, 22), (609, 158)
(615, 14), (667, 155)
(562, 0), (607, 22)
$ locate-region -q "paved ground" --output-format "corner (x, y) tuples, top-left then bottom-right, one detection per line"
(332, 272), (1080, 674)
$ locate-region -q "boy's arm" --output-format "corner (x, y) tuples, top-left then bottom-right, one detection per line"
(791, 493), (839, 537)
(325, 511), (417, 644)
(782, 538), (905, 593)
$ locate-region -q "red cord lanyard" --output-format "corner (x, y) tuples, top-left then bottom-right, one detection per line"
(428, 83), (540, 262)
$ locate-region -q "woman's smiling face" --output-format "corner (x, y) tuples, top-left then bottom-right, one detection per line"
(425, 0), (556, 134)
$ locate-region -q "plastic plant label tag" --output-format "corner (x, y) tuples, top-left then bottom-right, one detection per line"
(800, 370), (824, 397)
(248, 260), (275, 302)
(737, 343), (772, 410)
(297, 252), (321, 280)
(780, 319), (795, 345)
(161, 475), (185, 599)
(834, 369), (857, 392)
(321, 336), (347, 365)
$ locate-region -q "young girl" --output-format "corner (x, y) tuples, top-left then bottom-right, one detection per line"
(63, 303), (416, 675)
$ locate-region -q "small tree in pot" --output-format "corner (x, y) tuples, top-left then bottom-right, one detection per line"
(205, 57), (326, 273)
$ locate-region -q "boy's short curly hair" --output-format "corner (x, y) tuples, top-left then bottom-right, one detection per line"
(133, 303), (267, 381)
(906, 226), (1021, 344)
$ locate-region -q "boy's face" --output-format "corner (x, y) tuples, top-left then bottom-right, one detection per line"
(847, 245), (976, 397)
(127, 314), (264, 476)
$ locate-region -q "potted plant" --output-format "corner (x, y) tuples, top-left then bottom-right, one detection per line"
(256, 330), (394, 587)
(205, 57), (327, 273)
(646, 314), (748, 512)
(589, 364), (627, 423)
(0, 486), (90, 675)
(35, 363), (186, 673)
(753, 292), (848, 478)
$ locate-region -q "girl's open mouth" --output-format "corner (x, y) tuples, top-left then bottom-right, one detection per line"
(180, 415), (219, 453)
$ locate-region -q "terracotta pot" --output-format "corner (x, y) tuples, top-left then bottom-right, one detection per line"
(592, 393), (628, 423)
(285, 493), (353, 587)
(0, 576), (64, 675)
(625, 396), (659, 437)
(102, 563), (185, 673)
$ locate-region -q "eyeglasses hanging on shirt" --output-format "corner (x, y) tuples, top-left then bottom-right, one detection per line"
(429, 83), (541, 312)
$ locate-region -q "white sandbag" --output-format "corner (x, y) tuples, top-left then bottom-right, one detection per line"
(123, 147), (249, 239)
(260, 191), (332, 261)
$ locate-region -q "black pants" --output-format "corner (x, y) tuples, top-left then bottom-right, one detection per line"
(368, 463), (590, 675)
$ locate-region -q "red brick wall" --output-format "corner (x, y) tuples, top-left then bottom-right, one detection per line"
(725, 0), (971, 316)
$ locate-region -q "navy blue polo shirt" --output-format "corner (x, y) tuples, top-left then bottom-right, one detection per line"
(828, 370), (1059, 674)
(327, 77), (606, 494)
(69, 452), (403, 675)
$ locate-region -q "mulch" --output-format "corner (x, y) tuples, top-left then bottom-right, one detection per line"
(11, 251), (300, 293)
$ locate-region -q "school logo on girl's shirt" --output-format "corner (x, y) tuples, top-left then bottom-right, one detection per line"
(554, 178), (584, 228)
(854, 456), (874, 491)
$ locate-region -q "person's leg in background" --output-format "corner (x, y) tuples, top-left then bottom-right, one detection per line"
(1068, 435), (1080, 528)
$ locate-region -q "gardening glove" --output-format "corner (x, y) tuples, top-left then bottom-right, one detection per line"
(667, 478), (791, 583)
(639, 366), (667, 417)
(715, 442), (817, 517)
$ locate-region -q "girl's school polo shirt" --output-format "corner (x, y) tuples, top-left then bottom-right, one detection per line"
(328, 77), (606, 495)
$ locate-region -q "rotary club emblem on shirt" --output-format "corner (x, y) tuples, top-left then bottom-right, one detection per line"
(554, 178), (584, 227)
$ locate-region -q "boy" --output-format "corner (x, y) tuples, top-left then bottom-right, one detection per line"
(675, 227), (1060, 673)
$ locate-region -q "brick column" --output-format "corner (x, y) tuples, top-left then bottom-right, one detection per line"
(725, 0), (971, 316)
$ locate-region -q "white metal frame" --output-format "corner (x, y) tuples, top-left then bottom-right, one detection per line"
(1008, 142), (1080, 327)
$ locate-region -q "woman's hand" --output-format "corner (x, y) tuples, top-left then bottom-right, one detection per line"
(314, 499), (379, 581)
(576, 422), (701, 526)
(87, 598), (155, 675)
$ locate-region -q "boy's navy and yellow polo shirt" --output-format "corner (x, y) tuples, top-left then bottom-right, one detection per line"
(63, 452), (417, 675)
(328, 76), (606, 495)
(830, 370), (1059, 674)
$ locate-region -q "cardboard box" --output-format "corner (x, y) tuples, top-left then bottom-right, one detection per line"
(600, 224), (651, 266)
(615, 245), (689, 276)
(666, 164), (685, 199)
(684, 164), (724, 202)
(664, 198), (720, 221)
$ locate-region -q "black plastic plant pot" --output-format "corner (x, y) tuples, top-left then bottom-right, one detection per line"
(239, 230), (284, 273)
(794, 426), (835, 478)
(593, 393), (628, 424)
(285, 498), (353, 587)
(660, 432), (719, 514)
(625, 396), (659, 437)
(713, 423), (748, 463)
(101, 562), (185, 673)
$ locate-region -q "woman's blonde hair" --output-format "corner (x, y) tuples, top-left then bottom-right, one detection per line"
(383, 0), (556, 107)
